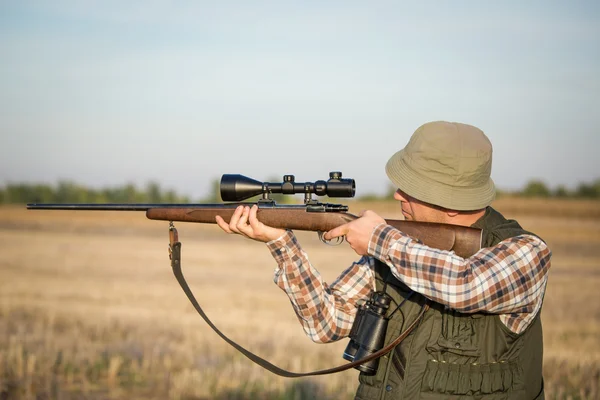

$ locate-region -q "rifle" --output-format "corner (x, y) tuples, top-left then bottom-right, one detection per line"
(27, 172), (482, 377)
(27, 172), (481, 257)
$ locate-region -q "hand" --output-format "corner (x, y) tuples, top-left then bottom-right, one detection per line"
(323, 210), (386, 255)
(215, 205), (286, 243)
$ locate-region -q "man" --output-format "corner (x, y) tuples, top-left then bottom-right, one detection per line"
(216, 121), (551, 399)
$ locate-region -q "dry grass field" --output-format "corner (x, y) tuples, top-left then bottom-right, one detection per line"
(0, 197), (599, 399)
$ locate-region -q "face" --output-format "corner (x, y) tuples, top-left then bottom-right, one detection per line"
(393, 189), (449, 223)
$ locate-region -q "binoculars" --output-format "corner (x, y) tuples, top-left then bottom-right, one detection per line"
(343, 291), (392, 375)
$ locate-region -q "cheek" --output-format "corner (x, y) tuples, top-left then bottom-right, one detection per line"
(410, 203), (431, 221)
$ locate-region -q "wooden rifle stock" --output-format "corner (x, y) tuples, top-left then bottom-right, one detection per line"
(146, 206), (482, 258)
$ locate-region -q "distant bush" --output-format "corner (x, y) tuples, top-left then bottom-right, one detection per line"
(575, 180), (600, 199)
(0, 181), (190, 204)
(522, 180), (551, 198)
(518, 178), (600, 199)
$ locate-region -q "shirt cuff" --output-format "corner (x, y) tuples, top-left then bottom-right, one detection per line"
(266, 230), (299, 264)
(367, 223), (409, 260)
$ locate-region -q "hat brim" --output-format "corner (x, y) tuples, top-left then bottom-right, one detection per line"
(385, 149), (496, 211)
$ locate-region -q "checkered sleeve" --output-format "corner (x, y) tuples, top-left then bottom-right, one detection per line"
(267, 230), (375, 343)
(367, 224), (552, 334)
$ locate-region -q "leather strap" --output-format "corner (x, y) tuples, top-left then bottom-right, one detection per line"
(170, 238), (429, 377)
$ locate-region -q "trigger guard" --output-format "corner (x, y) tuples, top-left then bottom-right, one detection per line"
(318, 232), (344, 246)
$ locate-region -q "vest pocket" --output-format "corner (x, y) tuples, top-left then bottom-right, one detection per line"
(436, 311), (482, 357)
(421, 359), (523, 395)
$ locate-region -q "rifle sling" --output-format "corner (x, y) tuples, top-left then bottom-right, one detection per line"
(170, 240), (429, 377)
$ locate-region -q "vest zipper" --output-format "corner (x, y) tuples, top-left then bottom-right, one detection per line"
(398, 306), (426, 398)
(378, 353), (395, 400)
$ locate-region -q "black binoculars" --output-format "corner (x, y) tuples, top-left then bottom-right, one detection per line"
(343, 291), (391, 375)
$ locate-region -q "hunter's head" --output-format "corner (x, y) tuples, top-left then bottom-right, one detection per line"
(385, 121), (495, 223)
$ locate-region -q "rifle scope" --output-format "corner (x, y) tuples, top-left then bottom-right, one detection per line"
(220, 172), (355, 202)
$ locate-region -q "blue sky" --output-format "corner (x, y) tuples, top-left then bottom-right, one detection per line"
(1, 1), (598, 199)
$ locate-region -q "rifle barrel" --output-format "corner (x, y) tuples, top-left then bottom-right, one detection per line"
(25, 203), (308, 211)
(26, 203), (232, 211)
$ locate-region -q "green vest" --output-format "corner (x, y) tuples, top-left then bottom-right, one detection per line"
(354, 207), (545, 400)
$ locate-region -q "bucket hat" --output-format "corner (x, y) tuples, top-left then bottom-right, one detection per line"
(385, 121), (496, 211)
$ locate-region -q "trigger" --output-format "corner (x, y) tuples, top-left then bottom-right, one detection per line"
(318, 232), (344, 246)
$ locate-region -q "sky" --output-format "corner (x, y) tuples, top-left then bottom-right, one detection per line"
(1, 1), (599, 200)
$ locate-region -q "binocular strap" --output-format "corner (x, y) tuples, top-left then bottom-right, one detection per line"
(170, 240), (429, 377)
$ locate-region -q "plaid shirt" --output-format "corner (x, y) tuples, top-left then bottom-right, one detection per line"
(267, 223), (551, 343)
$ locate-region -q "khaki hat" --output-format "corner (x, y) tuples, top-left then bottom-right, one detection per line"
(385, 121), (496, 211)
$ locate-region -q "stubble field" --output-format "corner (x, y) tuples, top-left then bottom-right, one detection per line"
(0, 198), (599, 399)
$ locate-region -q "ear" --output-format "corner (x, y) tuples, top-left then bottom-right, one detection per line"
(446, 210), (459, 218)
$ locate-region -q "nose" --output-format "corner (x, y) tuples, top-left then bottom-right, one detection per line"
(394, 189), (407, 202)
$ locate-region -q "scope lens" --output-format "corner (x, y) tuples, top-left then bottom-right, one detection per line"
(327, 179), (356, 198)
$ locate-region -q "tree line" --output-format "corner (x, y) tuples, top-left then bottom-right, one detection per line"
(1, 178), (599, 204)
(0, 181), (191, 204)
(0, 178), (297, 204)
(509, 179), (600, 199)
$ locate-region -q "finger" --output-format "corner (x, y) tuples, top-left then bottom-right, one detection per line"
(215, 215), (233, 233)
(248, 205), (262, 229)
(228, 205), (244, 233)
(359, 209), (385, 225)
(236, 206), (252, 236)
(359, 209), (375, 217)
(236, 205), (249, 224)
(324, 225), (347, 240)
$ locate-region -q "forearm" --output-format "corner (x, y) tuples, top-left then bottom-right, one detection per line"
(367, 224), (551, 315)
(267, 231), (374, 343)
